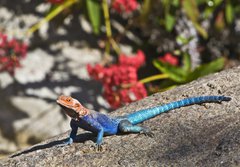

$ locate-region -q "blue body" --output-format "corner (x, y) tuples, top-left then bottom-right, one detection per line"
(61, 95), (231, 146)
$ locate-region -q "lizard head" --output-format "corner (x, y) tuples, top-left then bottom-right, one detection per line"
(56, 95), (89, 120)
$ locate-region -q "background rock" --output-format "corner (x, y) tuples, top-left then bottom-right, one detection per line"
(0, 66), (239, 166)
(0, 46), (106, 155)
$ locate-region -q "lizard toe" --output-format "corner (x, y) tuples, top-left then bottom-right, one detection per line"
(89, 143), (104, 152)
(140, 129), (154, 138)
(95, 144), (103, 152)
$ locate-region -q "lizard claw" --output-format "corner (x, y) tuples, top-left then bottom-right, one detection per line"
(144, 131), (154, 137)
(90, 143), (103, 152)
(140, 129), (154, 138)
(96, 144), (103, 152)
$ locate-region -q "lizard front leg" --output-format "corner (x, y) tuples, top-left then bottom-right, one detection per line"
(119, 120), (154, 137)
(58, 119), (78, 147)
(95, 128), (104, 151)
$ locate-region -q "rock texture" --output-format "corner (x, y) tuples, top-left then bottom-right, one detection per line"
(0, 66), (239, 166)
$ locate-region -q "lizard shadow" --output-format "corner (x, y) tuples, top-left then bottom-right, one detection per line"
(10, 131), (137, 158)
(10, 132), (94, 158)
(10, 130), (147, 158)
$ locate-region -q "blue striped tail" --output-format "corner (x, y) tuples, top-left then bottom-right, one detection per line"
(126, 96), (231, 125)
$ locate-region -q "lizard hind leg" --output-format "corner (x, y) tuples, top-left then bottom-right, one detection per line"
(119, 120), (154, 137)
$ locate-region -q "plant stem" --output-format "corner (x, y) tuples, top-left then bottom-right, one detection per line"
(139, 73), (169, 84)
(102, 0), (112, 39)
(120, 73), (169, 89)
(27, 0), (78, 35)
(110, 38), (121, 55)
(102, 0), (111, 54)
(102, 0), (120, 55)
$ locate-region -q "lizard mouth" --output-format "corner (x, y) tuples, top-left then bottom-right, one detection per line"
(56, 100), (72, 108)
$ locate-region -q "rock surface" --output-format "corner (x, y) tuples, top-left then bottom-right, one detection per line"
(0, 66), (239, 166)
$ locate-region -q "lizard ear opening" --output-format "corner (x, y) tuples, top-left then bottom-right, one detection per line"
(66, 97), (72, 102)
(74, 103), (80, 108)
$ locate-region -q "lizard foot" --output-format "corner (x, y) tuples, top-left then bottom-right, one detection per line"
(96, 144), (103, 152)
(57, 138), (73, 147)
(140, 129), (154, 138)
(90, 144), (103, 152)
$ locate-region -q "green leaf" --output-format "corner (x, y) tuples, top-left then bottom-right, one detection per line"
(182, 0), (199, 22)
(165, 14), (175, 31)
(182, 52), (191, 72)
(176, 35), (193, 45)
(153, 60), (187, 83)
(86, 0), (101, 34)
(193, 22), (208, 39)
(182, 0), (208, 38)
(172, 0), (179, 7)
(226, 1), (234, 24)
(186, 57), (225, 82)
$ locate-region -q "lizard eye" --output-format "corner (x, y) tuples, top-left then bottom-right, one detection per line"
(66, 98), (71, 102)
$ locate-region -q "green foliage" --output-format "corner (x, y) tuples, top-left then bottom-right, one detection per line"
(225, 0), (234, 24)
(165, 14), (175, 32)
(28, 0), (235, 97)
(176, 35), (194, 45)
(153, 53), (225, 84)
(185, 57), (225, 82)
(161, 0), (179, 31)
(182, 0), (209, 38)
(182, 0), (199, 22)
(31, 0), (240, 40)
(86, 0), (101, 34)
(141, 0), (238, 38)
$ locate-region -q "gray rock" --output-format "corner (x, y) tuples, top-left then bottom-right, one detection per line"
(0, 46), (105, 155)
(1, 66), (239, 166)
(15, 49), (54, 84)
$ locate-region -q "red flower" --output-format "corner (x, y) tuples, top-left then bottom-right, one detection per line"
(112, 0), (138, 14)
(87, 64), (105, 80)
(47, 0), (65, 4)
(159, 53), (179, 66)
(103, 82), (147, 109)
(0, 33), (28, 75)
(87, 50), (147, 108)
(119, 50), (145, 69)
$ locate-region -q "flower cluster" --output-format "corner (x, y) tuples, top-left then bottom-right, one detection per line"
(112, 0), (138, 14)
(159, 53), (179, 66)
(119, 50), (145, 69)
(87, 50), (147, 108)
(0, 33), (28, 75)
(47, 0), (65, 5)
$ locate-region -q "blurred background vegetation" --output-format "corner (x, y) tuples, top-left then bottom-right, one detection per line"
(29, 0), (240, 108)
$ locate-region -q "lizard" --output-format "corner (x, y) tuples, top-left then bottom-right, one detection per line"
(56, 95), (231, 149)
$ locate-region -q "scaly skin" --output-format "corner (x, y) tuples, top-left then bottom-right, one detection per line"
(56, 95), (231, 148)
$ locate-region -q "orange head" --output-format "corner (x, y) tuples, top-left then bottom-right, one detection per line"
(56, 95), (89, 120)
